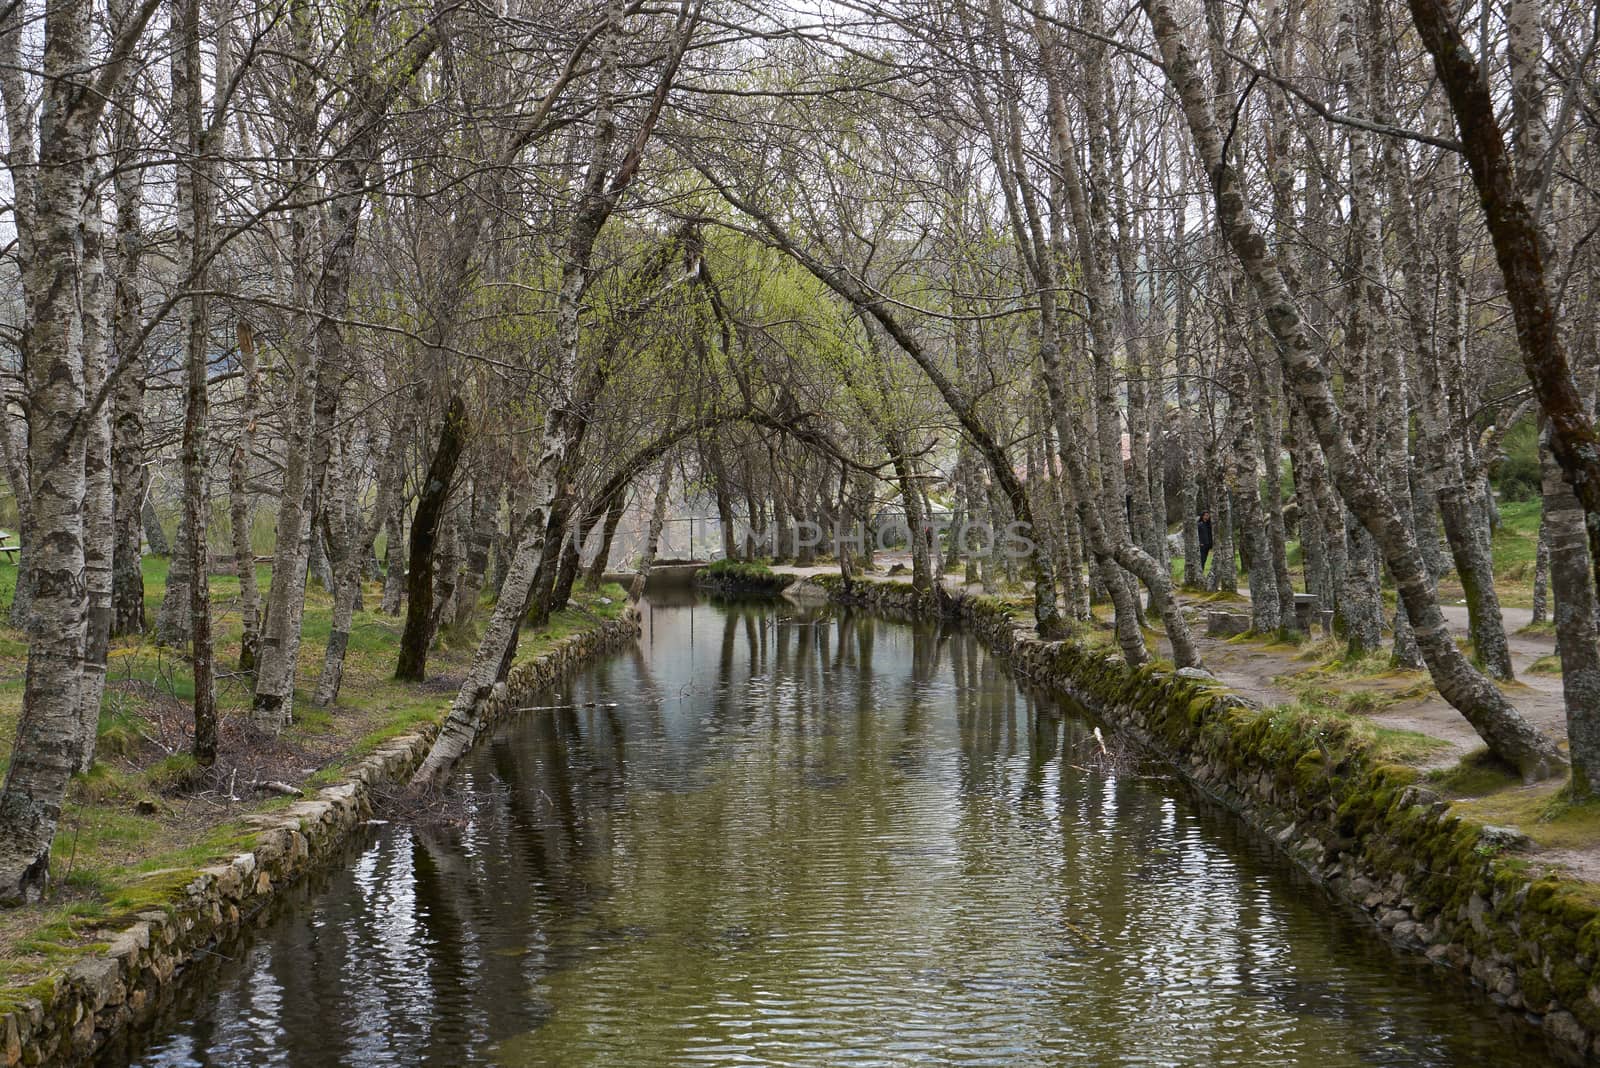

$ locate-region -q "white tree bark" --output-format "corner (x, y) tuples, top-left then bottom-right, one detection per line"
(0, 0), (160, 903)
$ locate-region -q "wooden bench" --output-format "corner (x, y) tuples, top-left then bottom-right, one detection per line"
(0, 542), (17, 564)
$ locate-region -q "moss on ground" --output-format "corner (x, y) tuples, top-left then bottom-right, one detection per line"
(1454, 784), (1600, 853)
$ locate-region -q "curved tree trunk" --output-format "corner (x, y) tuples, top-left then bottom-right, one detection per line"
(1407, 0), (1600, 604)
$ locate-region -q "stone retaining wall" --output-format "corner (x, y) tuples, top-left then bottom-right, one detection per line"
(1, 611), (641, 1068)
(816, 575), (1600, 1062)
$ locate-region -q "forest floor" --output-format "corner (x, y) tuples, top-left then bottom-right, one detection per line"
(0, 558), (628, 996)
(772, 502), (1600, 884)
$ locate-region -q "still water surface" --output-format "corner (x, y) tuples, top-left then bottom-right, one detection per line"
(104, 594), (1562, 1067)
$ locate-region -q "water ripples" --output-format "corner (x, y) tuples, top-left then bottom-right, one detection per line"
(107, 598), (1561, 1067)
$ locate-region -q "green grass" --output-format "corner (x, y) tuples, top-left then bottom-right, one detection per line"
(1255, 691), (1451, 769)
(1491, 499), (1543, 580)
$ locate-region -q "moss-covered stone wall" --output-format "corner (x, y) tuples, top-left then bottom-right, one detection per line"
(816, 575), (1600, 1061)
(1, 611), (641, 1068)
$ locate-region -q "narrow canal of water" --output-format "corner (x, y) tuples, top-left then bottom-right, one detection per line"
(102, 594), (1563, 1067)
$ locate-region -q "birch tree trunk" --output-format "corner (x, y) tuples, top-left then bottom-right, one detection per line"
(1045, 439), (1088, 620)
(142, 496), (167, 556)
(551, 497), (603, 610)
(1532, 519), (1551, 625)
(1222, 336), (1280, 634)
(429, 502), (463, 632)
(313, 425), (397, 706)
(381, 490), (407, 613)
(890, 446), (932, 594)
(175, 0), (218, 764)
(707, 438), (738, 560)
(312, 433), (359, 704)
(0, 154), (90, 897)
(0, 0), (37, 636)
(156, 506), (192, 644)
(584, 489), (628, 587)
(0, 0), (158, 903)
(1286, 403), (1331, 618)
(1255, 361), (1297, 629)
(79, 199), (115, 772)
(230, 322), (262, 670)
(1173, 244), (1203, 589)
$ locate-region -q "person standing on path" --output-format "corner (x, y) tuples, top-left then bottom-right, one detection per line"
(1197, 510), (1214, 575)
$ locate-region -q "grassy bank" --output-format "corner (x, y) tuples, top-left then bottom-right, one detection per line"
(694, 558), (796, 594)
(0, 557), (626, 995)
